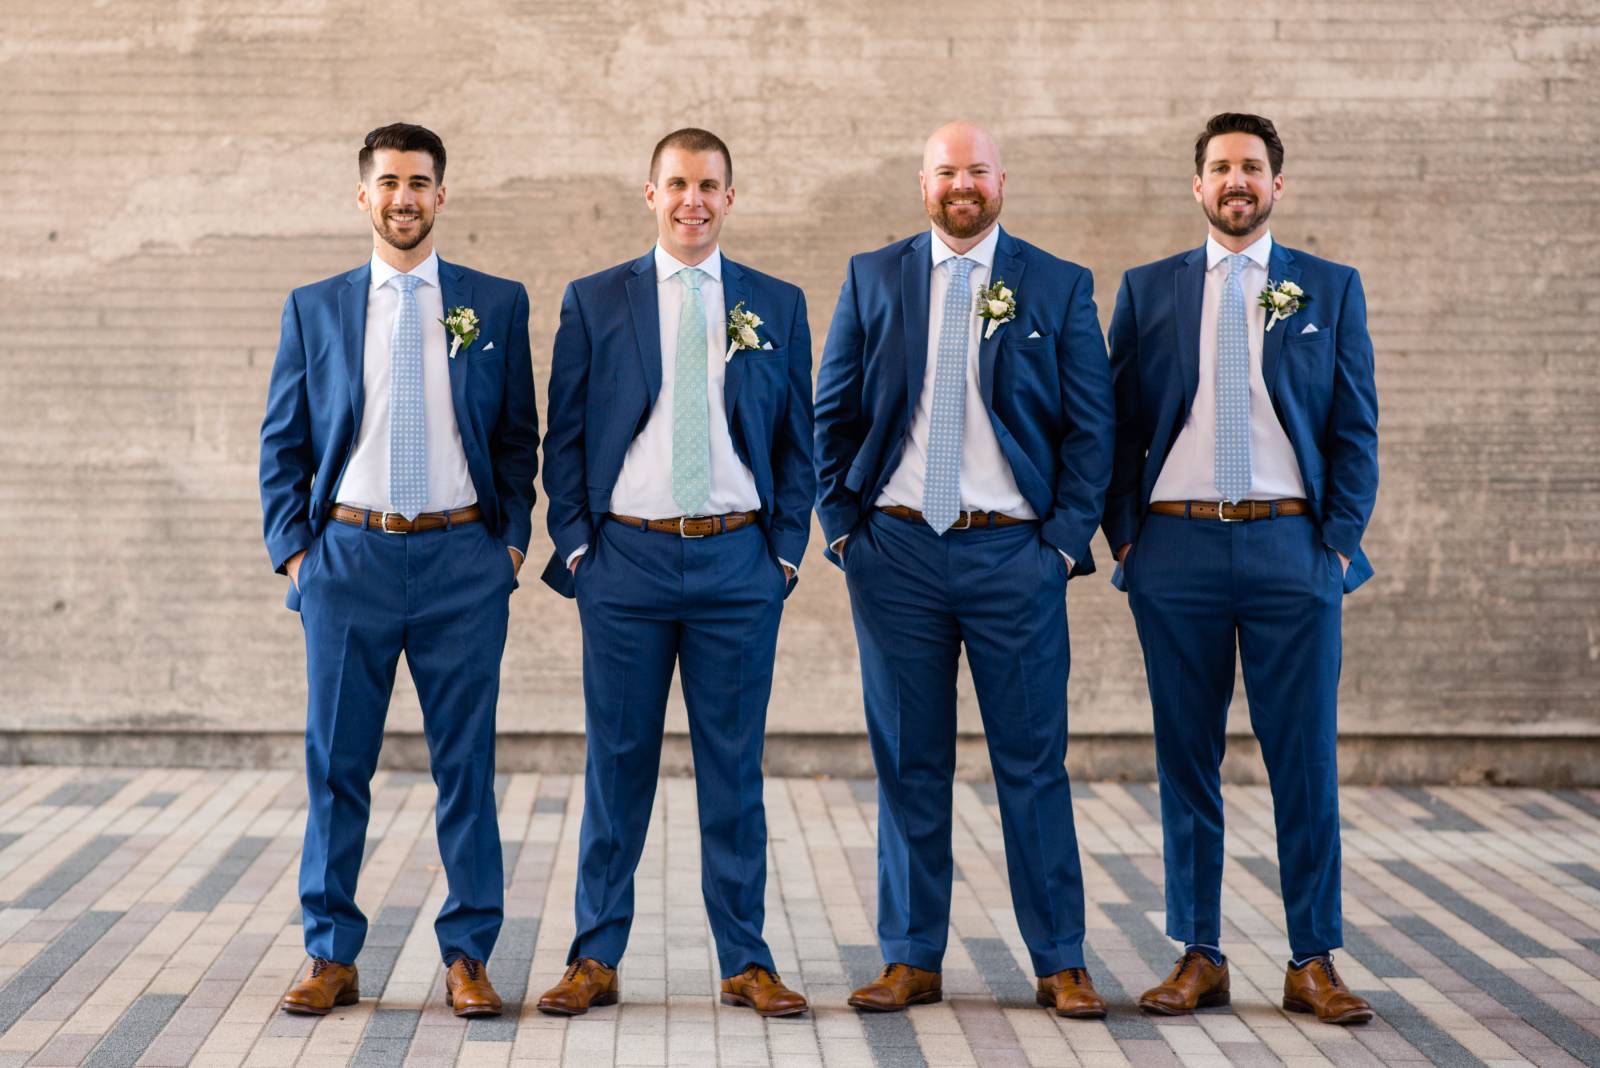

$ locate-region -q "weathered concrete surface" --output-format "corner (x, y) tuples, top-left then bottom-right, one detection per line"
(2, 3), (1597, 757)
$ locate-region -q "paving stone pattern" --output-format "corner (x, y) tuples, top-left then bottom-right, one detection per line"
(1, 768), (1599, 1066)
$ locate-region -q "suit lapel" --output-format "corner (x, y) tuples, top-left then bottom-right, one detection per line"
(438, 259), (473, 433)
(338, 263), (371, 430)
(625, 251), (663, 409)
(1262, 241), (1300, 401)
(721, 257), (750, 430)
(978, 228), (1025, 407)
(900, 233), (932, 415)
(1174, 247), (1206, 418)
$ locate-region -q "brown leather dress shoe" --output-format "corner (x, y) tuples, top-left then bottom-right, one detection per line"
(281, 957), (359, 1015)
(1036, 967), (1107, 1018)
(445, 958), (502, 1017)
(537, 957), (619, 1016)
(847, 963), (942, 1011)
(1283, 955), (1373, 1025)
(720, 965), (808, 1017)
(1139, 951), (1231, 1015)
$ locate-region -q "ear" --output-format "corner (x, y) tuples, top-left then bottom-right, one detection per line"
(1270, 171), (1284, 203)
(723, 185), (734, 215)
(1191, 173), (1204, 203)
(434, 184), (447, 213)
(356, 181), (371, 213)
(644, 180), (658, 212)
(918, 170), (927, 203)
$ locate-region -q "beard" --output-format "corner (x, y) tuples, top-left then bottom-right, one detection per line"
(374, 208), (433, 251)
(1204, 192), (1273, 237)
(927, 190), (1001, 240)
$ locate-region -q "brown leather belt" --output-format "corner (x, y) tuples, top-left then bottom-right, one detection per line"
(1148, 499), (1309, 522)
(330, 503), (482, 533)
(606, 511), (759, 537)
(875, 505), (1032, 529)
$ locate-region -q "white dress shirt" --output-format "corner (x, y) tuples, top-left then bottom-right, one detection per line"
(336, 251), (477, 514)
(1150, 232), (1307, 503)
(877, 226), (1035, 519)
(572, 245), (789, 570)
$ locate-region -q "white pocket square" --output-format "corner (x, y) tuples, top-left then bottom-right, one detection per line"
(1299, 323), (1319, 335)
(762, 341), (773, 350)
(1027, 330), (1041, 339)
(484, 341), (496, 350)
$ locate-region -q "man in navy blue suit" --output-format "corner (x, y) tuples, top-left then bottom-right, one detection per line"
(814, 123), (1114, 1017)
(260, 124), (537, 1018)
(535, 129), (813, 1018)
(1103, 113), (1379, 1025)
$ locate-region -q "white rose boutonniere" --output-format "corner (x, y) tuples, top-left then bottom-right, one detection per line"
(441, 306), (480, 358)
(976, 278), (1016, 339)
(725, 301), (764, 362)
(1257, 280), (1309, 332)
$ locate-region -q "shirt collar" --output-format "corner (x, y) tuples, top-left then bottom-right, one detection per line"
(370, 249), (440, 291)
(655, 244), (723, 284)
(1205, 231), (1272, 272)
(930, 225), (1000, 271)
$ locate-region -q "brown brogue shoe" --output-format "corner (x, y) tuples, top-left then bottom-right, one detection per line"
(720, 964), (808, 1017)
(445, 958), (502, 1018)
(537, 957), (619, 1016)
(1283, 955), (1373, 1025)
(282, 957), (359, 1015)
(1139, 951), (1231, 1015)
(1036, 967), (1108, 1018)
(847, 963), (942, 1012)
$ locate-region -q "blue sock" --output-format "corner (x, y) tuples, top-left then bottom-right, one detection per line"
(1289, 951), (1331, 969)
(1184, 943), (1225, 966)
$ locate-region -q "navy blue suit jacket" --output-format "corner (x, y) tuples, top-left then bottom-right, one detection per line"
(539, 250), (815, 598)
(1102, 242), (1379, 592)
(259, 258), (539, 575)
(813, 227), (1114, 574)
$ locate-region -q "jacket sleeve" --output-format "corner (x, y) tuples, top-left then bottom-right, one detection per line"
(1040, 265), (1114, 574)
(259, 292), (315, 574)
(766, 286), (815, 568)
(541, 281), (595, 563)
(812, 258), (868, 567)
(1101, 271), (1144, 554)
(490, 284), (539, 556)
(1320, 268), (1380, 558)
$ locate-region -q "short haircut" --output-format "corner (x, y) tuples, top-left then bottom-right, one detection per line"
(359, 123), (446, 184)
(649, 128), (733, 187)
(1194, 113), (1284, 176)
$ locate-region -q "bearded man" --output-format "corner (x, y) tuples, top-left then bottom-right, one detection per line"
(813, 121), (1114, 1017)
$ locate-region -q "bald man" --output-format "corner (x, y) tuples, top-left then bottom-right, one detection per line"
(814, 123), (1114, 1016)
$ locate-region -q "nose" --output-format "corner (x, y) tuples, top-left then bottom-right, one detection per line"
(951, 170), (975, 191)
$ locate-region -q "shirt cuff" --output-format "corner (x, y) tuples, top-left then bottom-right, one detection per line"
(507, 546), (524, 565)
(778, 558), (797, 573)
(1059, 549), (1074, 571)
(566, 545), (588, 567)
(830, 534), (849, 554)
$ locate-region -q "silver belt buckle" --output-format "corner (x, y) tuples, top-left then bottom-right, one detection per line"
(951, 510), (975, 531)
(1215, 501), (1241, 523)
(678, 515), (707, 539)
(379, 511), (408, 534)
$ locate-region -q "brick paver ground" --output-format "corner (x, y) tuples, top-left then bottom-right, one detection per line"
(1, 767), (1599, 1066)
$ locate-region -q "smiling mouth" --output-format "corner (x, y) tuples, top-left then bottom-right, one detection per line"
(387, 212), (420, 224)
(1221, 195), (1254, 209)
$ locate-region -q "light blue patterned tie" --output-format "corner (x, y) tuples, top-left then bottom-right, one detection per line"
(923, 257), (975, 534)
(1215, 253), (1252, 504)
(671, 267), (711, 515)
(389, 273), (427, 520)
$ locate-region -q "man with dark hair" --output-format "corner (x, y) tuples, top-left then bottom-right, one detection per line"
(260, 123), (538, 1018)
(534, 129), (814, 1017)
(1103, 112), (1378, 1025)
(814, 122), (1114, 1018)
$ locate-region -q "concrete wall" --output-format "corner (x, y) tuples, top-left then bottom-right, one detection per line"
(3, 2), (1597, 766)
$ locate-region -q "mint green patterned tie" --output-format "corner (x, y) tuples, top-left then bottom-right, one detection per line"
(671, 268), (711, 515)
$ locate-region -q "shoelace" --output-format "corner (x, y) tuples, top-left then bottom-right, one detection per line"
(1317, 956), (1344, 989)
(1172, 950), (1208, 980)
(1063, 967), (1087, 984)
(460, 959), (481, 980)
(310, 957), (331, 978)
(881, 963), (902, 980)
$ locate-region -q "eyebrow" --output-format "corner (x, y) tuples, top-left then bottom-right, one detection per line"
(376, 173), (435, 183)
